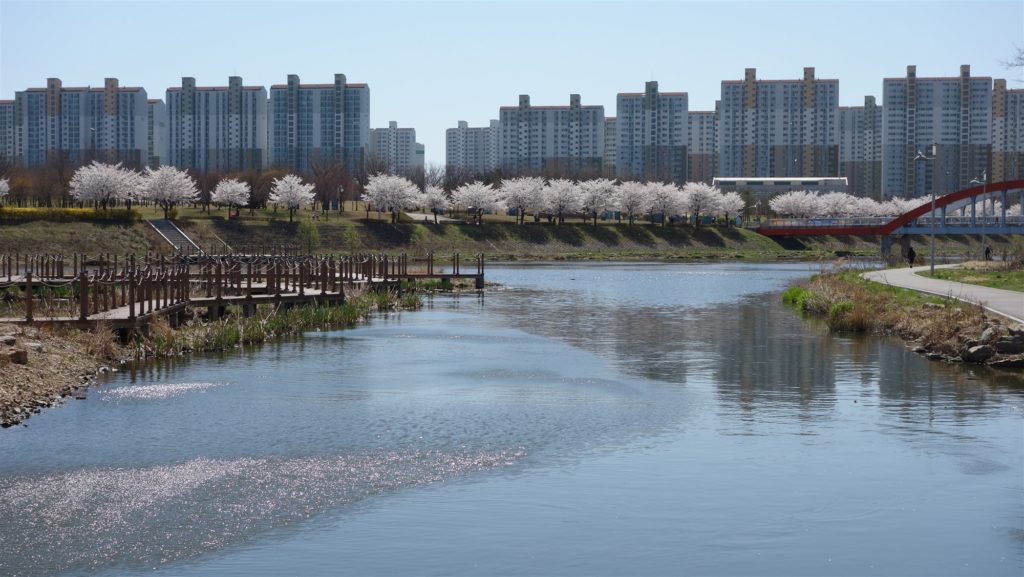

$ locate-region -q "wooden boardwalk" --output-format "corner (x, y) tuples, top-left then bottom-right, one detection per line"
(0, 252), (485, 331)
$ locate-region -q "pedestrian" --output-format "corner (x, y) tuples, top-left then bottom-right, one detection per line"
(984, 245), (991, 261)
(907, 246), (916, 267)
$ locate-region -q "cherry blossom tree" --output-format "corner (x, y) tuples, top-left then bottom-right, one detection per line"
(270, 174), (316, 222)
(682, 182), (722, 226)
(579, 178), (616, 225)
(211, 178), (251, 215)
(499, 176), (546, 225)
(420, 185), (451, 224)
(69, 162), (138, 210)
(453, 181), (501, 225)
(361, 174), (420, 223)
(718, 191), (746, 224)
(0, 178), (8, 204)
(615, 181), (650, 226)
(142, 166), (199, 219)
(769, 190), (820, 218)
(544, 179), (581, 225)
(646, 182), (683, 226)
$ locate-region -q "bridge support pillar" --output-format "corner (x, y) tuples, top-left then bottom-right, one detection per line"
(880, 236), (893, 263)
(475, 275), (484, 290)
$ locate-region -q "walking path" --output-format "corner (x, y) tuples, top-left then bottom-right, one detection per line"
(862, 265), (1024, 324)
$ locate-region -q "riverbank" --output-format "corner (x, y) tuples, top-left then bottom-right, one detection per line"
(5, 216), (1022, 262)
(918, 259), (1024, 292)
(784, 268), (1024, 368)
(0, 289), (421, 428)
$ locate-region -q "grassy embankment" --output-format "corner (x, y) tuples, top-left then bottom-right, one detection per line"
(918, 260), (1024, 292)
(6, 203), (1021, 261)
(783, 268), (1024, 368)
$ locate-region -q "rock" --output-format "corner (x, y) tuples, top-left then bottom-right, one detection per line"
(961, 338), (979, 349)
(980, 327), (1000, 344)
(0, 335), (16, 346)
(994, 337), (1024, 355)
(2, 347), (28, 365)
(962, 345), (995, 363)
(98, 366), (111, 374)
(926, 352), (945, 360)
(988, 357), (1024, 369)
(1007, 325), (1024, 337)
(23, 341), (45, 353)
(912, 346), (927, 354)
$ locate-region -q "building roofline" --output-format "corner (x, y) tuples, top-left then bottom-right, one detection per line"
(166, 86), (265, 92)
(269, 83), (367, 89)
(722, 79), (838, 84)
(883, 76), (993, 81)
(499, 105), (604, 110)
(0, 99), (13, 104)
(689, 111), (715, 115)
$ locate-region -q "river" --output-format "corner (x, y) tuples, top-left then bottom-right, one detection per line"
(0, 262), (1021, 576)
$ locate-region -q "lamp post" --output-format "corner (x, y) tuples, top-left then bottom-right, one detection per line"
(914, 144), (938, 275)
(970, 170), (988, 260)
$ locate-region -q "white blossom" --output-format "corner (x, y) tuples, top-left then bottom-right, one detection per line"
(0, 178), (9, 201)
(718, 191), (746, 221)
(453, 181), (502, 224)
(270, 174), (316, 222)
(361, 174), (420, 223)
(681, 182), (722, 225)
(499, 176), (546, 224)
(578, 178), (616, 225)
(614, 181), (650, 226)
(142, 166), (199, 219)
(69, 162), (138, 210)
(420, 185), (451, 224)
(212, 178), (251, 210)
(647, 182), (684, 226)
(769, 190), (820, 218)
(543, 179), (581, 225)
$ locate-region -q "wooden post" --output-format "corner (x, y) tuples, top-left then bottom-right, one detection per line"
(24, 273), (33, 322)
(128, 271), (136, 320)
(79, 272), (89, 321)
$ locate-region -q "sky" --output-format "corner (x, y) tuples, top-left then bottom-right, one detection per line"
(1, 0), (1022, 166)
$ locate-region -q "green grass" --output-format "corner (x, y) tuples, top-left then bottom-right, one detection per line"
(921, 264), (1024, 293)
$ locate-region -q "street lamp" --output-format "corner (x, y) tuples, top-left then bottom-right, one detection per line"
(970, 170), (988, 260)
(914, 144), (938, 275)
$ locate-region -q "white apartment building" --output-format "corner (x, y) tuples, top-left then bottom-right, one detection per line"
(166, 77), (268, 172)
(269, 74), (370, 176)
(0, 100), (14, 164)
(369, 121), (424, 175)
(498, 94), (605, 176)
(688, 109), (717, 184)
(603, 117), (617, 177)
(146, 99), (168, 168)
(12, 78), (148, 167)
(445, 119), (500, 178)
(616, 81), (689, 183)
(719, 67), (839, 179)
(838, 95), (882, 197)
(882, 65), (992, 197)
(992, 79), (1024, 183)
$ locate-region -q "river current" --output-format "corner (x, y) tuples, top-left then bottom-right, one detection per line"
(0, 262), (1021, 576)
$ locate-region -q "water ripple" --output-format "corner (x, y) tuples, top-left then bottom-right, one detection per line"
(0, 448), (525, 576)
(101, 382), (228, 401)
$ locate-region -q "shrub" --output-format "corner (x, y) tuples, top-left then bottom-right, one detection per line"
(781, 286), (812, 310)
(0, 207), (141, 224)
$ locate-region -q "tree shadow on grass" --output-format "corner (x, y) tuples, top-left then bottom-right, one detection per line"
(505, 224), (552, 244)
(617, 225), (657, 247)
(548, 225), (586, 247)
(582, 224), (621, 247)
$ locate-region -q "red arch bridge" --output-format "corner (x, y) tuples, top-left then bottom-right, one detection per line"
(754, 180), (1024, 238)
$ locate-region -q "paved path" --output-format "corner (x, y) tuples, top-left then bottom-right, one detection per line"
(862, 265), (1024, 324)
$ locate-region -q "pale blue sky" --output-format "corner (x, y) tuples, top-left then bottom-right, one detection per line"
(1, 0), (1021, 165)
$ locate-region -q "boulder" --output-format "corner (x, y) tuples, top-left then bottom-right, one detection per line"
(962, 345), (995, 363)
(23, 341), (45, 353)
(2, 347), (28, 365)
(994, 337), (1024, 355)
(1007, 325), (1024, 337)
(988, 357), (1024, 369)
(0, 335), (16, 346)
(980, 327), (1000, 344)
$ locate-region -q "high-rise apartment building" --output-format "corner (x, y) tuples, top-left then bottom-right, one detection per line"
(268, 74), (369, 176)
(991, 79), (1024, 183)
(445, 119), (499, 177)
(615, 81), (688, 183)
(687, 108), (717, 184)
(498, 94), (605, 176)
(719, 67), (839, 179)
(0, 100), (14, 164)
(838, 95), (882, 197)
(11, 77), (148, 167)
(882, 65), (992, 197)
(369, 121), (424, 175)
(603, 117), (617, 177)
(166, 77), (267, 173)
(146, 99), (168, 168)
